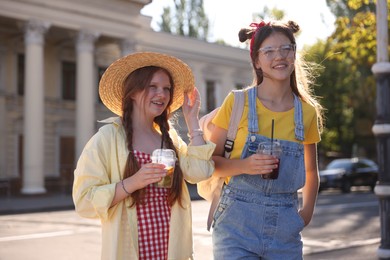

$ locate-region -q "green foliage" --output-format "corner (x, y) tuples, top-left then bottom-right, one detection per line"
(160, 7), (173, 33)
(305, 0), (388, 159)
(253, 7), (286, 21)
(158, 0), (209, 40)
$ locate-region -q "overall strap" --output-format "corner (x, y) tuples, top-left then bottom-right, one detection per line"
(293, 94), (305, 141)
(247, 87), (259, 134)
(247, 87), (305, 141)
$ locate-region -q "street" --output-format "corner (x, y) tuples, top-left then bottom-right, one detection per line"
(0, 188), (380, 260)
(303, 188), (380, 259)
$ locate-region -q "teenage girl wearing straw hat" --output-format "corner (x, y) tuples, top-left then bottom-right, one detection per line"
(73, 52), (215, 260)
(209, 20), (324, 259)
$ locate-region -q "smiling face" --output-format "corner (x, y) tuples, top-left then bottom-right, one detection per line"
(132, 69), (173, 119)
(255, 32), (296, 83)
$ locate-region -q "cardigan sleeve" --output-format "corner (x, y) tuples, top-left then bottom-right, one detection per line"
(72, 124), (118, 221)
(170, 129), (216, 184)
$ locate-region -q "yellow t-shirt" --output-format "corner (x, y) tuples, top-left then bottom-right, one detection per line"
(212, 90), (321, 160)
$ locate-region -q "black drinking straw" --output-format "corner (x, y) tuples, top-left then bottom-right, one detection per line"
(160, 133), (164, 150)
(271, 119), (274, 155)
(159, 133), (164, 162)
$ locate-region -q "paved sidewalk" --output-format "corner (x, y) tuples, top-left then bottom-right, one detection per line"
(0, 184), (203, 215)
(0, 185), (382, 259)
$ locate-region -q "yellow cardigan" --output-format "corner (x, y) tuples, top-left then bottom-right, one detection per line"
(73, 117), (216, 260)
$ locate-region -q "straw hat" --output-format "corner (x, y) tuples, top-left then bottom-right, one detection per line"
(99, 52), (195, 116)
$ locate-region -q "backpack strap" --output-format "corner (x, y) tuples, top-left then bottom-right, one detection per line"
(224, 89), (245, 158)
(207, 89), (246, 231)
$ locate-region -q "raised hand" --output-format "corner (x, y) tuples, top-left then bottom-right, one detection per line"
(182, 87), (201, 131)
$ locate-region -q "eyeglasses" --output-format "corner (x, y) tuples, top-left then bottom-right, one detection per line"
(258, 44), (296, 60)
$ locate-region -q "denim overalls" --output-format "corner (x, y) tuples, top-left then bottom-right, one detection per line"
(212, 87), (306, 260)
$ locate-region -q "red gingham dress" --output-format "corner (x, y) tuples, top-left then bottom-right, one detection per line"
(134, 150), (171, 260)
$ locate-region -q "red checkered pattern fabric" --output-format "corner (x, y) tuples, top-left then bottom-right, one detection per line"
(134, 150), (171, 260)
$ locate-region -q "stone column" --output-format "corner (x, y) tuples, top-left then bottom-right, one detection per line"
(372, 1), (390, 258)
(75, 30), (99, 158)
(21, 20), (50, 194)
(219, 68), (234, 106)
(187, 62), (206, 113)
(0, 46), (6, 178)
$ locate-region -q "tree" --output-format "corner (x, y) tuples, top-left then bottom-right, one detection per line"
(158, 0), (209, 40)
(304, 0), (389, 159)
(252, 6), (286, 21)
(326, 0), (376, 18)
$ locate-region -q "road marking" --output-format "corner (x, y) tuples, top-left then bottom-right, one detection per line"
(315, 201), (378, 211)
(0, 228), (97, 242)
(0, 230), (75, 242)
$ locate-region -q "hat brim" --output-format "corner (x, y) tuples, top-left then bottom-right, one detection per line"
(99, 52), (194, 116)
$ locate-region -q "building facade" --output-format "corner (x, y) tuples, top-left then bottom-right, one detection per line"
(0, 0), (252, 196)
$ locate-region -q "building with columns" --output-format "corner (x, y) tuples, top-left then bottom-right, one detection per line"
(0, 0), (252, 196)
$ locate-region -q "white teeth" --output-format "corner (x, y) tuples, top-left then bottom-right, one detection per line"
(274, 64), (287, 69)
(152, 101), (164, 105)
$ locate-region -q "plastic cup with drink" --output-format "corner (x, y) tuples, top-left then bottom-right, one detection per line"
(257, 119), (282, 180)
(257, 141), (282, 179)
(151, 149), (177, 188)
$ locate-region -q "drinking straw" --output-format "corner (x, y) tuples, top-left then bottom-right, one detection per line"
(270, 119), (274, 155)
(160, 133), (164, 150)
(159, 133), (164, 162)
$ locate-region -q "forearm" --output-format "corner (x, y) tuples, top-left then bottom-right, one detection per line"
(183, 87), (206, 147)
(110, 178), (136, 207)
(300, 143), (320, 226)
(300, 169), (319, 225)
(212, 155), (244, 178)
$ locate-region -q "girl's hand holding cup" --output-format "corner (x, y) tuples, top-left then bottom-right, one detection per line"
(151, 149), (177, 188)
(257, 141), (282, 179)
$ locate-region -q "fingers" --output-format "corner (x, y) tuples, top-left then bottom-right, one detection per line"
(184, 93), (189, 105)
(185, 87), (201, 106)
(142, 163), (167, 175)
(246, 154), (279, 175)
(258, 164), (278, 173)
(139, 163), (167, 180)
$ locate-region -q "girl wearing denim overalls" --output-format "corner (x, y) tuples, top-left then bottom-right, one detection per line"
(209, 20), (324, 259)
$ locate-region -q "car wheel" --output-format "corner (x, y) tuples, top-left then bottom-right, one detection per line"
(341, 180), (351, 193)
(370, 182), (376, 192)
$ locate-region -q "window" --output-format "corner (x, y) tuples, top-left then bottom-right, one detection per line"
(17, 54), (25, 96)
(206, 80), (216, 112)
(60, 136), (75, 193)
(62, 61), (76, 100)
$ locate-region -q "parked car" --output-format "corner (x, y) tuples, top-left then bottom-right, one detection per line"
(319, 158), (378, 193)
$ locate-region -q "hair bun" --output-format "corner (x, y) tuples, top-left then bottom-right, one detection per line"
(287, 20), (300, 34)
(238, 28), (252, 43)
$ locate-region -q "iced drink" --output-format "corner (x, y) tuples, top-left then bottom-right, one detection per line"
(257, 141), (282, 180)
(151, 149), (177, 188)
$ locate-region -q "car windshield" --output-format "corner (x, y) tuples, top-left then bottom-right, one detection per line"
(326, 160), (353, 170)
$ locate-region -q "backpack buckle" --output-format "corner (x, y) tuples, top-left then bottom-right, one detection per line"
(224, 139), (234, 153)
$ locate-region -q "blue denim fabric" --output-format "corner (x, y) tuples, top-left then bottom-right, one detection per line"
(213, 87), (306, 259)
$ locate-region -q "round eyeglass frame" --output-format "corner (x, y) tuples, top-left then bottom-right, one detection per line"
(258, 44), (296, 60)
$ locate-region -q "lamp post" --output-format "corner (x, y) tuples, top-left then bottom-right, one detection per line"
(372, 0), (390, 259)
